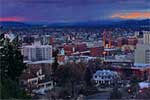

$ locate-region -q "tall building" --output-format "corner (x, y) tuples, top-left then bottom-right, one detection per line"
(134, 31), (150, 67)
(40, 35), (52, 45)
(22, 42), (52, 62)
(143, 31), (150, 44)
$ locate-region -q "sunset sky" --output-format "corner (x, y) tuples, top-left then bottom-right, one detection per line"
(0, 0), (149, 22)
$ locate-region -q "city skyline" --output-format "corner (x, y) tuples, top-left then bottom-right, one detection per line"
(0, 0), (150, 22)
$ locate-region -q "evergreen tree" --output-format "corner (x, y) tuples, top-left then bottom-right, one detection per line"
(52, 49), (59, 74)
(51, 49), (59, 90)
(129, 75), (139, 95)
(0, 35), (29, 99)
(0, 36), (26, 81)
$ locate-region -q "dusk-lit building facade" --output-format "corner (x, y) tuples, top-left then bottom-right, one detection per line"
(22, 43), (52, 61)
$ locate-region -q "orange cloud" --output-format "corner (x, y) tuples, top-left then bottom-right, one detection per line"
(0, 17), (25, 21)
(111, 12), (150, 19)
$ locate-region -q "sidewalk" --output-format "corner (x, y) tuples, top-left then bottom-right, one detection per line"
(98, 88), (113, 92)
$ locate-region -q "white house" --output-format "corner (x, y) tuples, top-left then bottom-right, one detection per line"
(93, 70), (120, 87)
(138, 82), (150, 89)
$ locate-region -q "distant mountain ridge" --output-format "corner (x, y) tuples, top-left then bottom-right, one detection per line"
(0, 19), (149, 28)
(0, 21), (31, 27)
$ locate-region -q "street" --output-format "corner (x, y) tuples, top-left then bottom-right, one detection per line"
(85, 92), (110, 100)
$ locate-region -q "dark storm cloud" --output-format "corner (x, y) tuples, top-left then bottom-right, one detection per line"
(0, 0), (149, 22)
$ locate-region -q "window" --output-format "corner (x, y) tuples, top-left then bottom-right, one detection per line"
(145, 50), (150, 63)
(32, 80), (37, 84)
(46, 83), (52, 87)
(38, 84), (44, 88)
